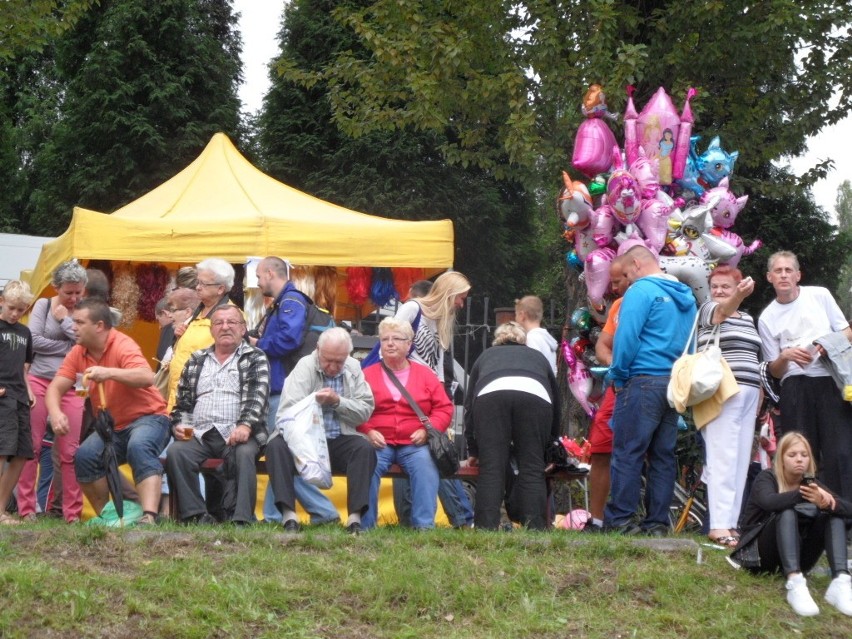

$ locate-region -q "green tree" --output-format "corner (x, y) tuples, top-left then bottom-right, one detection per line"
(258, 0), (545, 307)
(20, 0), (244, 236)
(833, 179), (852, 316)
(0, 1), (98, 63)
(280, 0), (852, 189)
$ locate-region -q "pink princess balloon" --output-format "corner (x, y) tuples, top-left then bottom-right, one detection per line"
(636, 87), (681, 186)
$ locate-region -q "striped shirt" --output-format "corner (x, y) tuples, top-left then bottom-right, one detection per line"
(697, 301), (761, 388)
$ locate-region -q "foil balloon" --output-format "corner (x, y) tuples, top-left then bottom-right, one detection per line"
(636, 87), (681, 183)
(637, 197), (674, 253)
(678, 136), (739, 198)
(561, 339), (596, 418)
(572, 85), (618, 178)
(566, 248), (584, 271)
(623, 85), (640, 167)
(570, 307), (593, 334)
(591, 204), (617, 248)
(606, 168), (642, 227)
(571, 336), (592, 357)
(659, 255), (712, 303)
(666, 197), (737, 265)
(703, 178), (761, 267)
(629, 147), (660, 200)
(557, 171), (594, 231)
(572, 119), (618, 178)
(583, 247), (616, 307)
(672, 88), (696, 180)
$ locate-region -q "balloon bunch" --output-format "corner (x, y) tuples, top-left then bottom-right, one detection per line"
(559, 85), (762, 309)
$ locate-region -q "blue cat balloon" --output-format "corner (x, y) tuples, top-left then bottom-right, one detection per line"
(677, 135), (739, 198)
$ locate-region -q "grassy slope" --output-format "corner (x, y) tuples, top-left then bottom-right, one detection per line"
(1, 523), (851, 638)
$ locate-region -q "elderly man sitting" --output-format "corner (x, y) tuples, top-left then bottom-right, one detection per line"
(166, 305), (269, 525)
(265, 327), (376, 534)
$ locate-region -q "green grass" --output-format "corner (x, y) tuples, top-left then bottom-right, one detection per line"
(1, 522), (851, 638)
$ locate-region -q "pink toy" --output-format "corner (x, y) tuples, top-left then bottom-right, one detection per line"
(561, 339), (596, 418)
(673, 88), (696, 180)
(629, 147), (661, 200)
(702, 178), (761, 267)
(636, 88), (681, 183)
(623, 86), (640, 167)
(584, 247), (616, 307)
(637, 198), (674, 253)
(572, 85), (618, 178)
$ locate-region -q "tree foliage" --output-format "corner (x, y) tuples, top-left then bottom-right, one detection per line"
(833, 179), (852, 316)
(258, 0), (545, 308)
(281, 1), (852, 190)
(0, 0), (99, 63)
(2, 0), (244, 237)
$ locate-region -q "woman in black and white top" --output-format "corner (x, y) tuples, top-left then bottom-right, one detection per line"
(696, 265), (761, 547)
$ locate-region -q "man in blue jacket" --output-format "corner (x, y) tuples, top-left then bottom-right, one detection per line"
(250, 256), (340, 525)
(604, 246), (696, 535)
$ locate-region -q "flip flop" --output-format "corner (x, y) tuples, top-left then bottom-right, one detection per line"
(708, 534), (738, 548)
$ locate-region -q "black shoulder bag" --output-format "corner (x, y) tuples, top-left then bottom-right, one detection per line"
(381, 361), (459, 478)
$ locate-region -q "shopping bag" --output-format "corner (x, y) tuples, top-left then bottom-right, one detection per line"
(667, 318), (723, 409)
(275, 393), (333, 489)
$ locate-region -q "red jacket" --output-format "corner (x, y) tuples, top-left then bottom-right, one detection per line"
(359, 361), (453, 445)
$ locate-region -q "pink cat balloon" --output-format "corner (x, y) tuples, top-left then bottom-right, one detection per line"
(703, 178), (761, 267)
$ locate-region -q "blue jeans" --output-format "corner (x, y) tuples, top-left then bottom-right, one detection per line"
(604, 376), (678, 529)
(363, 444), (439, 529)
(262, 394), (339, 524)
(394, 478), (474, 527)
(75, 414), (170, 484)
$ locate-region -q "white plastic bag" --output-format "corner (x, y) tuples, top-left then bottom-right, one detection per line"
(275, 393), (332, 489)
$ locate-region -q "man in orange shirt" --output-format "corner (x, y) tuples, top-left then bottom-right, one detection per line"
(46, 298), (170, 525)
(583, 255), (629, 532)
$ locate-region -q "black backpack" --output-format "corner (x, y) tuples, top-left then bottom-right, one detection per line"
(281, 291), (337, 374)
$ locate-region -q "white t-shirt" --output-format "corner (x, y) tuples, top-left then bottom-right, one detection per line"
(524, 327), (558, 375)
(758, 286), (849, 381)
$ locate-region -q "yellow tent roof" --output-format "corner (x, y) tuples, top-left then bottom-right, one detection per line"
(26, 133), (454, 297)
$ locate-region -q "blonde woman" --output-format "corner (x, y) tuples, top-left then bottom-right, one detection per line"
(733, 433), (852, 616)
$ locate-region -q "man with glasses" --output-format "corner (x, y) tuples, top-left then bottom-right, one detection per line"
(265, 328), (375, 533)
(250, 256), (342, 526)
(166, 305), (270, 525)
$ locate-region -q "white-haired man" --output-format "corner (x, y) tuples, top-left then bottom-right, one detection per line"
(265, 327), (376, 534)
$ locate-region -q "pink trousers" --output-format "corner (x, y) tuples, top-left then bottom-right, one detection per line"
(17, 375), (84, 521)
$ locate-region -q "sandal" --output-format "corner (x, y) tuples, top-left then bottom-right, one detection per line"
(0, 512), (22, 526)
(708, 534), (739, 548)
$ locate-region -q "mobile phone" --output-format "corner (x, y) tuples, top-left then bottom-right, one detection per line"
(801, 473), (816, 486)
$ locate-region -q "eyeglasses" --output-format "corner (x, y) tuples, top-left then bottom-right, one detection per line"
(197, 281), (220, 288)
(380, 336), (411, 344)
(211, 319), (245, 327)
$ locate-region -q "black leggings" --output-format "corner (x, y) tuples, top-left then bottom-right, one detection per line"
(754, 506), (849, 577)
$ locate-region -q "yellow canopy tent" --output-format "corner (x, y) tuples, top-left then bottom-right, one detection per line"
(25, 132), (457, 526)
(26, 132), (454, 301)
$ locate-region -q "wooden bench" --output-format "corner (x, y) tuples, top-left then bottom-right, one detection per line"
(164, 458), (589, 524)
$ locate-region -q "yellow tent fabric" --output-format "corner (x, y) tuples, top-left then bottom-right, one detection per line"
(26, 132), (454, 298)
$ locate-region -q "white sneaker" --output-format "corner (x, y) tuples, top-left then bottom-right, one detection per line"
(786, 574), (820, 616)
(825, 573), (852, 616)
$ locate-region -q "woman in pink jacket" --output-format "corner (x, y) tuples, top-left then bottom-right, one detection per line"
(359, 317), (453, 529)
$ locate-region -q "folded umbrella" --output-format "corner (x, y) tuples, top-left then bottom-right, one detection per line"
(92, 381), (124, 524)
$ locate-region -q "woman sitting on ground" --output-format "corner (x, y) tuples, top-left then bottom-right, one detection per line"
(732, 432), (852, 617)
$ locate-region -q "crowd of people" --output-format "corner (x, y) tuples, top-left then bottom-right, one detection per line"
(1, 248), (851, 617)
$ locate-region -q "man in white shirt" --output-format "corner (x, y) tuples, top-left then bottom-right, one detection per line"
(758, 250), (852, 499)
(515, 296), (557, 374)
